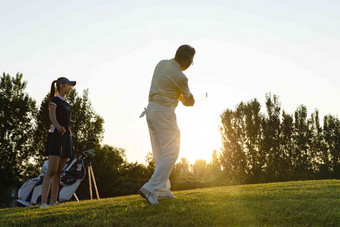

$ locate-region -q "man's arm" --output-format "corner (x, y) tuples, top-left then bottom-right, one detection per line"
(179, 93), (195, 106)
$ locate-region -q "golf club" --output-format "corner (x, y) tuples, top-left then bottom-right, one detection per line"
(195, 92), (208, 102)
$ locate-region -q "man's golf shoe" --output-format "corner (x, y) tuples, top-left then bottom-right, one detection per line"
(158, 191), (176, 200)
(138, 187), (159, 204)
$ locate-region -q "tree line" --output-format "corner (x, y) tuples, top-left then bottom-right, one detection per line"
(1, 73), (339, 207)
(220, 94), (340, 184)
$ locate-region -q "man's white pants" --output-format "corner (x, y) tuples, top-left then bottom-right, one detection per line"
(143, 102), (180, 197)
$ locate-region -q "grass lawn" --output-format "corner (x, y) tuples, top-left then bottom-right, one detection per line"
(0, 180), (339, 226)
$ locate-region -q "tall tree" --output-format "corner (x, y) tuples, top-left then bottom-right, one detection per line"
(0, 73), (36, 205)
(243, 99), (264, 183)
(279, 110), (294, 180)
(220, 108), (246, 184)
(263, 93), (282, 181)
(323, 115), (340, 178)
(31, 94), (50, 169)
(293, 105), (312, 179)
(67, 89), (104, 152)
(308, 110), (324, 177)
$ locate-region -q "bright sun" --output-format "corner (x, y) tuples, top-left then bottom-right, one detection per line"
(176, 87), (222, 164)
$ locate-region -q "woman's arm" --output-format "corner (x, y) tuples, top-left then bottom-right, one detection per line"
(49, 104), (66, 135)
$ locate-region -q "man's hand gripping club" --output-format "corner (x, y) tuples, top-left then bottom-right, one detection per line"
(179, 93), (195, 106)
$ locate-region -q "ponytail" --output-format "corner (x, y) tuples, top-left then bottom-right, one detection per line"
(50, 80), (57, 100)
(50, 77), (68, 100)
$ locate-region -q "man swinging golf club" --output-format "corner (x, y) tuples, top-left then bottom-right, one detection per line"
(139, 45), (195, 204)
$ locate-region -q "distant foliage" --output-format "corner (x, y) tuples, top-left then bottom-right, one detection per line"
(170, 152), (225, 191)
(67, 89), (104, 152)
(32, 94), (51, 168)
(0, 73), (36, 206)
(220, 93), (340, 184)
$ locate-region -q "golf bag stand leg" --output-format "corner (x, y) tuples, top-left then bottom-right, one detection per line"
(88, 163), (100, 200)
(73, 193), (79, 202)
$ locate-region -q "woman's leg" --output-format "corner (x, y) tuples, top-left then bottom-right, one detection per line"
(41, 156), (60, 204)
(50, 156), (68, 204)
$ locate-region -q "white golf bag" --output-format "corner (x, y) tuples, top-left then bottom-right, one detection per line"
(17, 154), (86, 207)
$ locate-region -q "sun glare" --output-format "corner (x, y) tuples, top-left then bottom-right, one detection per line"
(176, 89), (221, 164)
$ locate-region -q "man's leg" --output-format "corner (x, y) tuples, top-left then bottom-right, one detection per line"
(146, 121), (173, 199)
(149, 121), (161, 165)
(142, 104), (180, 194)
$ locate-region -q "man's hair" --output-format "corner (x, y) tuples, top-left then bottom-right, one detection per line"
(175, 45), (196, 62)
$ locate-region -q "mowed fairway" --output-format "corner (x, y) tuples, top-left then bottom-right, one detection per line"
(1, 180), (339, 226)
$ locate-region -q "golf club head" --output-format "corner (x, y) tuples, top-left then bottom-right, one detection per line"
(83, 149), (96, 158)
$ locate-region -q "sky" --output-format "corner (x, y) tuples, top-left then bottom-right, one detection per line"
(1, 0), (340, 164)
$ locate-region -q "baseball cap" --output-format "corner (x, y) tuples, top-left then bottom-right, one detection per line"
(58, 77), (76, 86)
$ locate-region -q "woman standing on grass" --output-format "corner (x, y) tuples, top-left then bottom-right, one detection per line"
(40, 77), (76, 208)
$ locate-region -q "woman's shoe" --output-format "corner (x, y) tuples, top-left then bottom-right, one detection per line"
(50, 201), (60, 206)
(39, 203), (49, 208)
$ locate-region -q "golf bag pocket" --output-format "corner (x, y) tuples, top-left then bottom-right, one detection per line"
(18, 177), (39, 200)
(59, 179), (82, 201)
(17, 175), (44, 206)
